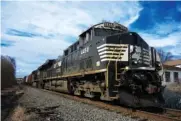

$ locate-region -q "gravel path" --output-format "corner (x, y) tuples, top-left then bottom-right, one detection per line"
(17, 87), (139, 121)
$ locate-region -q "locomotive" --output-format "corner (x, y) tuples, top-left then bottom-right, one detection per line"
(27, 22), (165, 108)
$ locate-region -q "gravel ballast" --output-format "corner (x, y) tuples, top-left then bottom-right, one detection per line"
(15, 87), (139, 121)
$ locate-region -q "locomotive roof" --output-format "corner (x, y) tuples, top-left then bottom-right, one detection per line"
(38, 59), (55, 70)
(64, 22), (128, 52)
(79, 22), (128, 37)
(32, 70), (37, 74)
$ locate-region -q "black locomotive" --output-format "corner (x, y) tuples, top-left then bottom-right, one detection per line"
(26, 22), (165, 108)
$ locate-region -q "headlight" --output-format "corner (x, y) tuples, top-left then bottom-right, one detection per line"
(132, 59), (138, 65)
(156, 62), (162, 70)
(130, 45), (134, 53)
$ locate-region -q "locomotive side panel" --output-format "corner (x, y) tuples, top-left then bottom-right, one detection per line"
(61, 32), (107, 77)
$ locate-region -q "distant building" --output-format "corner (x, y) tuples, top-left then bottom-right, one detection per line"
(16, 78), (23, 84)
(162, 60), (181, 85)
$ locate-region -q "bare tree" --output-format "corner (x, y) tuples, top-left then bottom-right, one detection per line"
(1, 55), (17, 89)
(157, 49), (173, 62)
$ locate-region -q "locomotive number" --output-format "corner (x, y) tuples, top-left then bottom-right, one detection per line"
(81, 47), (89, 54)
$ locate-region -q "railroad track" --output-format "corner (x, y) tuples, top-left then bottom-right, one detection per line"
(164, 108), (181, 120)
(35, 87), (181, 121)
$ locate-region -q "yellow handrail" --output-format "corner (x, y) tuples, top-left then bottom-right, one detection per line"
(115, 48), (122, 81)
(106, 48), (116, 88)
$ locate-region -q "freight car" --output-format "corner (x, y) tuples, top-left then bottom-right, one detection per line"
(28, 22), (165, 108)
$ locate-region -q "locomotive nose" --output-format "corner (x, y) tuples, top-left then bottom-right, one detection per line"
(106, 32), (148, 47)
(132, 73), (148, 85)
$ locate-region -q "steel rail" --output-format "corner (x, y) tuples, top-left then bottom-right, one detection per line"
(164, 108), (181, 120)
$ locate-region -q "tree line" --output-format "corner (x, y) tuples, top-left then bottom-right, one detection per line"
(157, 49), (173, 63)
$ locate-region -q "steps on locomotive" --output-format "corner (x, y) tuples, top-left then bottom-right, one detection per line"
(109, 63), (122, 98)
(108, 49), (123, 97)
(109, 79), (121, 97)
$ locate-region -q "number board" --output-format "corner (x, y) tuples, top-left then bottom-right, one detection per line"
(104, 22), (128, 31)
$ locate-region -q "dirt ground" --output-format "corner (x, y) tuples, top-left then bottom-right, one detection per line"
(1, 86), (24, 121)
(7, 106), (27, 121)
(5, 105), (39, 121)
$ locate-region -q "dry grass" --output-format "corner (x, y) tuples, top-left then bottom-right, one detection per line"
(9, 106), (31, 121)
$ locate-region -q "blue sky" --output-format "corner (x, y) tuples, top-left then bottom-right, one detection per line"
(1, 1), (181, 77)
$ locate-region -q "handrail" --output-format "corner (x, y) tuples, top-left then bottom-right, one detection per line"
(115, 48), (122, 81)
(106, 48), (116, 88)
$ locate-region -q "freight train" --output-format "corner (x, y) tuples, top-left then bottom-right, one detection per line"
(25, 22), (165, 108)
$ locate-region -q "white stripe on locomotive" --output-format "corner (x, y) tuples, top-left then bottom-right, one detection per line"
(100, 54), (123, 59)
(97, 44), (128, 49)
(99, 51), (124, 55)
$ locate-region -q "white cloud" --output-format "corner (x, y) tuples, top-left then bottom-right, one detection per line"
(138, 21), (181, 56)
(1, 33), (71, 77)
(152, 21), (180, 35)
(140, 31), (181, 47)
(1, 1), (142, 77)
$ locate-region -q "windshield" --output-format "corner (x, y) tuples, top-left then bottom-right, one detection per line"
(94, 28), (121, 36)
